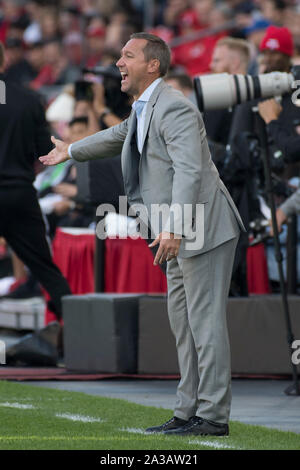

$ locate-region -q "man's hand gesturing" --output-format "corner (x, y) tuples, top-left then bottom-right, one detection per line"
(39, 136), (71, 166)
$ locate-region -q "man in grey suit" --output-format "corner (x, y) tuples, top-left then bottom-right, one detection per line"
(40, 32), (245, 436)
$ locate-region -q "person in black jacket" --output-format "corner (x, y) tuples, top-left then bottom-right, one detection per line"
(258, 98), (300, 164)
(227, 26), (300, 295)
(0, 42), (71, 320)
(229, 26), (300, 176)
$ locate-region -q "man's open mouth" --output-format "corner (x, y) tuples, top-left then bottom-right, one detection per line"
(121, 72), (128, 83)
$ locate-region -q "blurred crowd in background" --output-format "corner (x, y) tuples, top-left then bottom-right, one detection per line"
(1, 0), (300, 84)
(1, 0), (300, 300)
(1, 0), (300, 92)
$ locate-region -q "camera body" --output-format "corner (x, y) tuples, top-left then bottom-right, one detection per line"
(74, 80), (94, 102)
(76, 65), (130, 119)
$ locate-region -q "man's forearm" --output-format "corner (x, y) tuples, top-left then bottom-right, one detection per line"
(70, 119), (128, 162)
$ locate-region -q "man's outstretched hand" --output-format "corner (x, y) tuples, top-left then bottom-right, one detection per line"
(39, 136), (71, 166)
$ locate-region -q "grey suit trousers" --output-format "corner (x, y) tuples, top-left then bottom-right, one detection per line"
(166, 235), (239, 424)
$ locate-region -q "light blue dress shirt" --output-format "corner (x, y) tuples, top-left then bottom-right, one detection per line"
(131, 77), (162, 154)
(68, 77), (162, 158)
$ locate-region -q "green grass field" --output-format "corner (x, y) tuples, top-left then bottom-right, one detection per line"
(0, 380), (299, 450)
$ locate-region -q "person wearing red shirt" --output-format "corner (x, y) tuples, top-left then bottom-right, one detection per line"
(171, 2), (230, 76)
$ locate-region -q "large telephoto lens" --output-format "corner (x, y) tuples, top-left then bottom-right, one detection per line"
(194, 72), (294, 112)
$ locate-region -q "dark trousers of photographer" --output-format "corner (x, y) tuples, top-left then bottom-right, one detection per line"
(0, 185), (71, 319)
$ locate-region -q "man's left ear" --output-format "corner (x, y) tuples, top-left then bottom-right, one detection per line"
(149, 59), (160, 74)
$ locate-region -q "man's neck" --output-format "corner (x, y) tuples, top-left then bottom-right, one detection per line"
(133, 76), (160, 101)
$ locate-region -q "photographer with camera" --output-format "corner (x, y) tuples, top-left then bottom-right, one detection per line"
(223, 26), (300, 295)
(73, 81), (121, 133)
(229, 26), (300, 179)
(74, 65), (132, 130)
(72, 65), (130, 218)
(258, 98), (300, 164)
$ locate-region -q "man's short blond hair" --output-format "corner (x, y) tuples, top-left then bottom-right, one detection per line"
(216, 37), (251, 66)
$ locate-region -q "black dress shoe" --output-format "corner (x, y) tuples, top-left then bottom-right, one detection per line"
(145, 416), (188, 433)
(163, 416), (229, 436)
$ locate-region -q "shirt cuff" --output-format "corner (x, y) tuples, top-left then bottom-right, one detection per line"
(68, 143), (73, 159)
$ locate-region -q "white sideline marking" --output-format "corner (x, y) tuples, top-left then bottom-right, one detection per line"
(188, 439), (238, 450)
(0, 402), (35, 409)
(55, 413), (104, 423)
(119, 429), (239, 447)
(119, 427), (148, 435)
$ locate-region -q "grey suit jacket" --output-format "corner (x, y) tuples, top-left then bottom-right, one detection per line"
(280, 188), (300, 217)
(71, 80), (245, 258)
